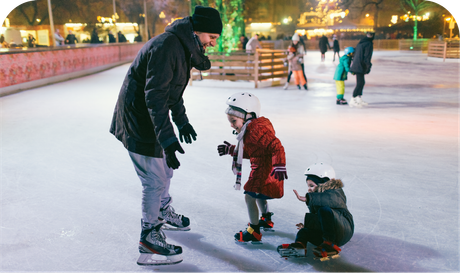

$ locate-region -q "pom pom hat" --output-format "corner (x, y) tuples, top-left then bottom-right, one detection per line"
(192, 6), (223, 35)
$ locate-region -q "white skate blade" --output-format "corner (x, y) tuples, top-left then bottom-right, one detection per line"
(161, 224), (191, 231)
(137, 253), (183, 266)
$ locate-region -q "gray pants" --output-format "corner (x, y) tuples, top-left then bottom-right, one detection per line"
(128, 151), (173, 227)
(245, 194), (269, 225)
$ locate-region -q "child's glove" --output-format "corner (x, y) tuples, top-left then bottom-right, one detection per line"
(270, 165), (288, 181)
(217, 141), (233, 156)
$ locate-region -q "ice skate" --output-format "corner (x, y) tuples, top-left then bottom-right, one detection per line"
(336, 99), (348, 105)
(277, 242), (306, 258)
(356, 96), (368, 106)
(160, 205), (190, 231)
(137, 221), (183, 265)
(303, 84), (308, 90)
(259, 212), (275, 232)
(283, 82), (289, 90)
(349, 97), (363, 108)
(312, 241), (341, 262)
(235, 224), (262, 244)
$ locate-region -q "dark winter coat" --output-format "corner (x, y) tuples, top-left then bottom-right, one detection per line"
(333, 39), (340, 52)
(65, 34), (78, 44)
(110, 17), (211, 157)
(319, 36), (330, 54)
(333, 54), (352, 81)
(303, 179), (354, 247)
(350, 37), (374, 74)
(229, 117), (286, 198)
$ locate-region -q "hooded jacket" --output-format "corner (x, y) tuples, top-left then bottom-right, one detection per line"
(304, 179), (354, 247)
(110, 17), (210, 157)
(229, 117), (286, 198)
(333, 54), (352, 81)
(350, 36), (374, 74)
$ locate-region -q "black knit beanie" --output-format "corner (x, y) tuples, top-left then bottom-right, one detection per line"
(192, 6), (223, 35)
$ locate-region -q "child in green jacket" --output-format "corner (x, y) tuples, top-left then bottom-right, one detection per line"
(333, 47), (354, 105)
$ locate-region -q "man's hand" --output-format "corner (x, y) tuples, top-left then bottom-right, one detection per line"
(179, 123), (197, 144)
(217, 141), (232, 156)
(293, 189), (306, 202)
(270, 165), (288, 181)
(164, 141), (185, 169)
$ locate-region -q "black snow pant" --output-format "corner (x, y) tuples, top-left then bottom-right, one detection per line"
(295, 207), (337, 247)
(353, 73), (365, 97)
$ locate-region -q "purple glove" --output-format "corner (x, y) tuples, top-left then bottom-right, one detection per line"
(270, 165), (288, 181)
(217, 141), (232, 156)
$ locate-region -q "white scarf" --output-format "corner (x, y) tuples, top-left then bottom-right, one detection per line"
(232, 120), (252, 190)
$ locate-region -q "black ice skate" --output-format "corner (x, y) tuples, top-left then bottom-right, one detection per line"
(159, 205), (190, 231)
(137, 221), (183, 265)
(336, 98), (348, 105)
(235, 224), (262, 244)
(313, 241), (341, 261)
(259, 212), (275, 232)
(277, 242), (306, 258)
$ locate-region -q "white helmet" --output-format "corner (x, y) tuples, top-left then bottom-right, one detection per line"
(226, 92), (261, 119)
(304, 163), (336, 180)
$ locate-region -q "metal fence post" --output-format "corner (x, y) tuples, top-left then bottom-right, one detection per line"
(254, 50), (259, 88)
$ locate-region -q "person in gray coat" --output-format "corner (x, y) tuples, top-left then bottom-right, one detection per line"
(277, 163), (354, 259)
(110, 6), (222, 261)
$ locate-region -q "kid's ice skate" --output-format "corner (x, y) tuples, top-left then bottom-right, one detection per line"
(313, 241), (341, 262)
(159, 205), (190, 231)
(277, 242), (307, 258)
(259, 212), (275, 232)
(336, 98), (348, 105)
(234, 224), (262, 244)
(137, 221), (183, 265)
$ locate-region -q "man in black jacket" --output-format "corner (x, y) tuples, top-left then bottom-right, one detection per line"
(349, 32), (374, 108)
(110, 6), (222, 262)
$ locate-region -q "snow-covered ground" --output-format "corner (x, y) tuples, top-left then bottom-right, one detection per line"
(1, 51), (458, 272)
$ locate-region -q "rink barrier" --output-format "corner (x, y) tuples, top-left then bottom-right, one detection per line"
(191, 49), (289, 88)
(0, 43), (145, 97)
(427, 40), (460, 62)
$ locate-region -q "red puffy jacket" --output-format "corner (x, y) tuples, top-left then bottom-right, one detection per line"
(231, 117), (286, 198)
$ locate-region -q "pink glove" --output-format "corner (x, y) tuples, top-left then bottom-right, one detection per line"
(270, 165), (288, 181)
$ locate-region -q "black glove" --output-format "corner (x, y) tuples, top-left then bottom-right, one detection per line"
(270, 165), (288, 181)
(164, 141), (185, 169)
(217, 141), (232, 156)
(179, 123), (197, 144)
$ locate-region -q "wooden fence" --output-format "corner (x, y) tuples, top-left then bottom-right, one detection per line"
(427, 39), (460, 61)
(191, 49), (288, 88)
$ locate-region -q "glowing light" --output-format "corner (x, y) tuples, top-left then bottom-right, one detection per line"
(283, 18), (289, 24)
(446, 17), (451, 21)
(159, 11), (165, 19)
(366, 14), (369, 17)
(250, 23), (272, 28)
(391, 15), (398, 24)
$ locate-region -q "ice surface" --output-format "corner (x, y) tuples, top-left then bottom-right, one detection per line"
(1, 51), (459, 272)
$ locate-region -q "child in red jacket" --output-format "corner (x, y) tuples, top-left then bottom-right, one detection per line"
(217, 92), (288, 243)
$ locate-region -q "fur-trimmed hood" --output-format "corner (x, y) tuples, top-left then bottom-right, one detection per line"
(315, 179), (344, 193)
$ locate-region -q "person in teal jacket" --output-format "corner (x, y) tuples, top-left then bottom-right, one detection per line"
(333, 47), (354, 105)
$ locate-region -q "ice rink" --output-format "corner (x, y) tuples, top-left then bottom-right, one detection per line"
(1, 50), (459, 272)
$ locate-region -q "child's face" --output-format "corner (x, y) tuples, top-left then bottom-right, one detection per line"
(227, 114), (245, 133)
(307, 179), (318, 193)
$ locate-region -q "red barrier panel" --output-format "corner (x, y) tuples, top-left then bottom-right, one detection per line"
(0, 43), (144, 89)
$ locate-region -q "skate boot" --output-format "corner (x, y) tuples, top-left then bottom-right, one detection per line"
(235, 224), (262, 244)
(303, 84), (308, 90)
(160, 205), (190, 231)
(259, 212), (274, 232)
(336, 98), (348, 105)
(297, 85), (301, 90)
(356, 96), (368, 106)
(137, 220), (183, 265)
(349, 97), (363, 108)
(313, 241), (341, 261)
(283, 82), (289, 90)
(277, 242), (306, 257)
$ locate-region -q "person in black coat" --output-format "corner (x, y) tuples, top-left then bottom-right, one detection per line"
(110, 6), (222, 259)
(332, 35), (340, 61)
(65, 30), (78, 45)
(90, 28), (101, 44)
(349, 32), (374, 107)
(318, 35), (331, 61)
(277, 163), (354, 259)
(118, 31), (127, 42)
(108, 31), (116, 43)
